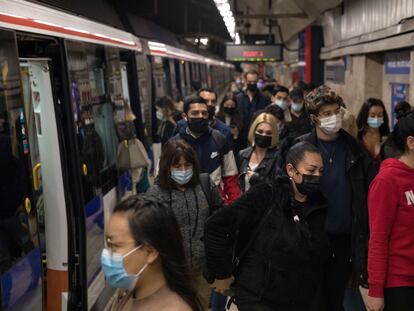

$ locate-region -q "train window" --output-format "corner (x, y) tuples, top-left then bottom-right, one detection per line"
(66, 41), (120, 200)
(136, 53), (152, 140)
(169, 59), (178, 100)
(184, 62), (191, 96)
(152, 56), (167, 98)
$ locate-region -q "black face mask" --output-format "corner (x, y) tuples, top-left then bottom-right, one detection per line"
(207, 105), (216, 121)
(188, 118), (209, 135)
(223, 107), (236, 115)
(295, 173), (321, 196)
(254, 133), (272, 148)
(247, 83), (258, 93)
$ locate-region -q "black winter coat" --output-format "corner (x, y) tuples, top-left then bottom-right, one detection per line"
(204, 178), (330, 307)
(238, 146), (279, 192)
(296, 129), (377, 286)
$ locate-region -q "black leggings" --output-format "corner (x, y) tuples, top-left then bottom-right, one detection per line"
(384, 287), (414, 311)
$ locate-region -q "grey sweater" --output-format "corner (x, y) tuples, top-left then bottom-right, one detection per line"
(147, 184), (209, 270)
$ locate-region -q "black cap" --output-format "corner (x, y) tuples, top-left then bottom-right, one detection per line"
(290, 87), (304, 101)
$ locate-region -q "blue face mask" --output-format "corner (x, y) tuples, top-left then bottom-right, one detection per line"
(170, 169), (193, 185)
(101, 246), (148, 290)
(367, 117), (384, 129)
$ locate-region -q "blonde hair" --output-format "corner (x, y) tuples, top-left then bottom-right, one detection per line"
(248, 112), (279, 148)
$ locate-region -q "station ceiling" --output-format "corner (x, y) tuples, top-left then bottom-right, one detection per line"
(33, 0), (343, 55)
(234, 0), (342, 43)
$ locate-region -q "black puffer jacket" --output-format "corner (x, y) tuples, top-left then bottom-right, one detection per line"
(296, 129), (377, 286)
(237, 146), (279, 192)
(204, 177), (330, 307)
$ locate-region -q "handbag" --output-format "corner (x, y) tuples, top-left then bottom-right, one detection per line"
(117, 138), (150, 170)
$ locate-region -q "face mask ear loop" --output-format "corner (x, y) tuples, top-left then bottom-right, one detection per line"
(123, 244), (143, 258)
(134, 263), (149, 277)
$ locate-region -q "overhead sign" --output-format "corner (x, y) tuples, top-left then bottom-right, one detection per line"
(226, 44), (283, 62)
(385, 51), (410, 75)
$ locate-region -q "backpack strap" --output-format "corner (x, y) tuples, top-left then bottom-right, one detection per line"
(199, 173), (213, 212)
(210, 129), (226, 149)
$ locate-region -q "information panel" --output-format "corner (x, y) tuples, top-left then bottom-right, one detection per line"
(226, 44), (283, 62)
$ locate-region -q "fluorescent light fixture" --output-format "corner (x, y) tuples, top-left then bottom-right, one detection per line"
(235, 33), (241, 44)
(200, 38), (209, 45)
(213, 0), (239, 43)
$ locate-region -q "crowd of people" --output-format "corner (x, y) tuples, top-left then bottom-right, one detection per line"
(102, 70), (414, 311)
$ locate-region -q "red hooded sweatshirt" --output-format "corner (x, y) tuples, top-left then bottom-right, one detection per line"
(368, 158), (414, 297)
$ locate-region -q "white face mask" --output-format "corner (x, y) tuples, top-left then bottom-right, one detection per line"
(275, 100), (288, 111)
(318, 114), (342, 134)
(291, 103), (303, 112)
(156, 110), (164, 121)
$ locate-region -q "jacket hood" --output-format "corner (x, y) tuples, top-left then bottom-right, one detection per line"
(379, 158), (414, 176)
(178, 124), (212, 143)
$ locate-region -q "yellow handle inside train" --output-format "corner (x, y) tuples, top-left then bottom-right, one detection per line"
(32, 163), (41, 191)
(24, 197), (31, 214)
(82, 163), (88, 176)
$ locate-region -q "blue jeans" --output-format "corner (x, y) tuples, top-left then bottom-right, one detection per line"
(211, 291), (227, 311)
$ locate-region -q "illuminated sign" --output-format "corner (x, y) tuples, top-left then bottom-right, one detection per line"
(226, 44), (283, 62)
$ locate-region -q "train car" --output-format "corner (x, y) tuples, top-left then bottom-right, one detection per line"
(0, 1), (234, 311)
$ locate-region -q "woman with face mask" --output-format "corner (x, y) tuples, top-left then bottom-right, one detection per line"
(155, 96), (182, 145)
(367, 112), (414, 311)
(238, 112), (279, 192)
(356, 98), (390, 169)
(102, 193), (203, 311)
(146, 139), (223, 309)
(216, 94), (243, 153)
(204, 141), (330, 311)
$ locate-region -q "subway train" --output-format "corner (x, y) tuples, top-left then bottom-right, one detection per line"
(0, 1), (234, 311)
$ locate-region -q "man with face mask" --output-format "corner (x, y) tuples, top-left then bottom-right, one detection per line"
(271, 85), (292, 122)
(175, 88), (233, 147)
(236, 70), (271, 149)
(173, 96), (240, 206)
(296, 85), (376, 311)
(285, 87), (312, 139)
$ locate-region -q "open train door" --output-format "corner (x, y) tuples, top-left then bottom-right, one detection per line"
(0, 30), (70, 311)
(19, 58), (70, 311)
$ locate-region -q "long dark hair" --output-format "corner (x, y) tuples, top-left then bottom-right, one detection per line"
(392, 112), (414, 152)
(113, 194), (204, 311)
(216, 93), (243, 130)
(356, 98), (390, 139)
(158, 139), (201, 190)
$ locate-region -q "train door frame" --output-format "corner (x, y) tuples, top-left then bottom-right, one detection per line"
(184, 61), (191, 96)
(174, 59), (184, 100)
(162, 57), (173, 97)
(120, 51), (145, 144)
(19, 58), (70, 311)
